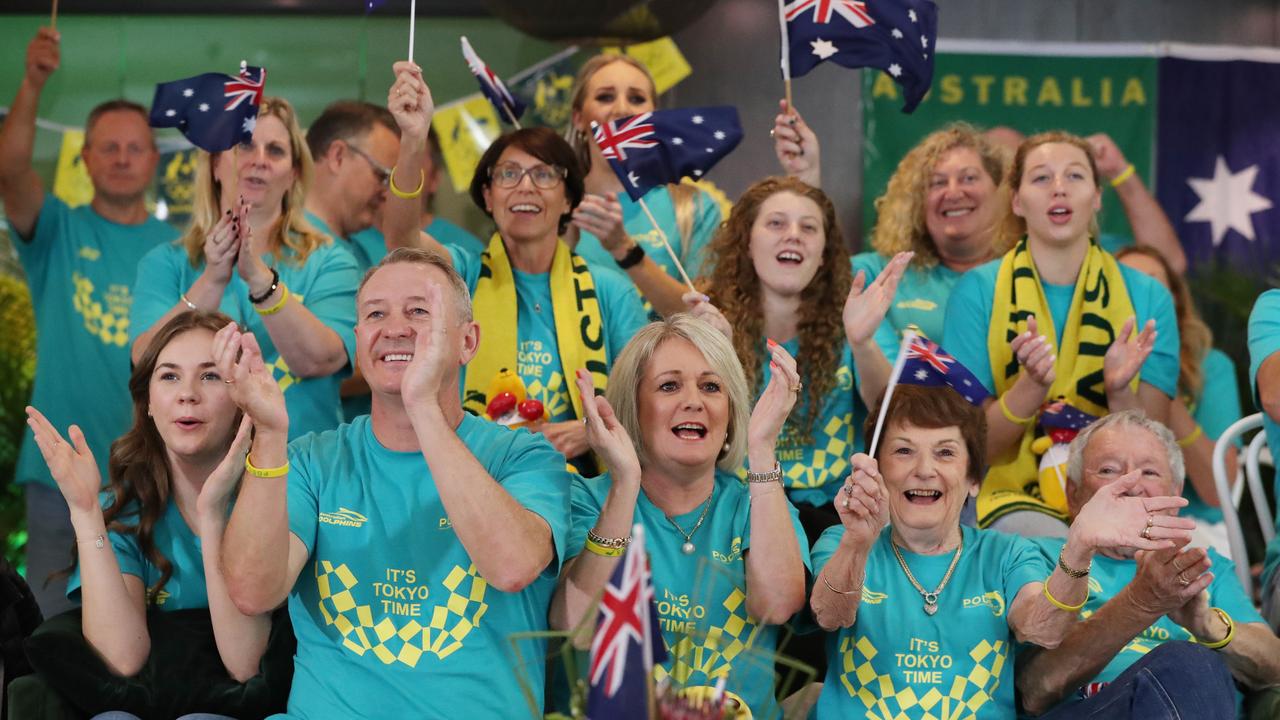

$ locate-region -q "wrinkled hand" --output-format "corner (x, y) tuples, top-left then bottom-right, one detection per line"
(1168, 585), (1224, 642)
(212, 322), (289, 435)
(574, 369), (640, 483)
(1011, 315), (1056, 388)
(202, 208), (242, 285)
(25, 28), (59, 88)
(571, 193), (630, 252)
(195, 415), (253, 524)
(399, 282), (453, 410)
(772, 99), (820, 185)
(1087, 133), (1129, 180)
(683, 292), (732, 341)
(1069, 470), (1193, 554)
(836, 453), (889, 546)
(1126, 540), (1213, 619)
(747, 340), (801, 448)
(1104, 317), (1156, 395)
(844, 251), (911, 347)
(25, 406), (102, 516)
(537, 420), (591, 460)
(389, 61), (434, 141)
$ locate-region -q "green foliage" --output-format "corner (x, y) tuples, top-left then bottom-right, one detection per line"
(0, 236), (36, 570)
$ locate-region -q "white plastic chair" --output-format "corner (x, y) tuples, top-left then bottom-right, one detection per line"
(1212, 413), (1275, 594)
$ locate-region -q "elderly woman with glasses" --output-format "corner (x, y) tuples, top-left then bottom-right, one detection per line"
(445, 126), (647, 473)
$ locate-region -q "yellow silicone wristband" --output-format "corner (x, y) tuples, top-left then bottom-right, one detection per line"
(1176, 425), (1204, 448)
(254, 284), (290, 316)
(1110, 164), (1137, 188)
(999, 394), (1037, 426)
(1199, 607), (1236, 650)
(245, 455), (289, 478)
(389, 166), (425, 199)
(1042, 580), (1087, 612)
(584, 538), (625, 558)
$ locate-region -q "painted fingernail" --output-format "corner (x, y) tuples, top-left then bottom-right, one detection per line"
(770, 361), (778, 369)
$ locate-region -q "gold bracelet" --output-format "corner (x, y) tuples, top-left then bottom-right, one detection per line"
(1058, 547), (1091, 578)
(1042, 580), (1087, 612)
(586, 528), (630, 549)
(389, 166), (425, 199)
(245, 454), (289, 478)
(1198, 607), (1236, 650)
(745, 462), (783, 484)
(1176, 425), (1203, 448)
(821, 572), (861, 596)
(1110, 164), (1136, 188)
(254, 284), (290, 316)
(999, 394), (1036, 426)
(180, 293), (198, 311)
(584, 538), (625, 557)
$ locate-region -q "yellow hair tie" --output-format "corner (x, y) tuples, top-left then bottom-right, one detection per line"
(245, 455), (289, 478)
(389, 165), (425, 199)
(1110, 164), (1137, 188)
(254, 284), (290, 316)
(1198, 607), (1236, 650)
(999, 394), (1036, 426)
(584, 537), (625, 558)
(1042, 580), (1087, 613)
(1176, 425), (1203, 448)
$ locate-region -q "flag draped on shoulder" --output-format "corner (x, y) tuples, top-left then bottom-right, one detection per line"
(460, 36), (526, 124)
(586, 524), (667, 720)
(780, 0), (938, 112)
(591, 107), (743, 202)
(149, 63), (266, 153)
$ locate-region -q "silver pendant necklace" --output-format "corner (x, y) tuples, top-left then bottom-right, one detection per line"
(890, 533), (964, 616)
(665, 488), (715, 555)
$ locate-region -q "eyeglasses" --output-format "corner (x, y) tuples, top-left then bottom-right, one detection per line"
(345, 143), (391, 187)
(489, 162), (567, 190)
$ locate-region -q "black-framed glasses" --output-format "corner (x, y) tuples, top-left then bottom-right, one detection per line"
(345, 143), (391, 187)
(489, 162), (567, 190)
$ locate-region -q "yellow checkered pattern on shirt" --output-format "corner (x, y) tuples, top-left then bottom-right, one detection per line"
(313, 560), (489, 668)
(656, 587), (761, 685)
(72, 271), (130, 347)
(780, 414), (852, 490)
(837, 635), (1007, 719)
(526, 371), (571, 420)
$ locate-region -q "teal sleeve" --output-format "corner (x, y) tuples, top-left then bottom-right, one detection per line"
(12, 194), (69, 277)
(567, 475), (604, 561)
(809, 523), (847, 576)
(597, 266), (649, 361)
(682, 190), (722, 279)
(128, 242), (187, 343)
(286, 438), (321, 556)
(1131, 271), (1180, 399)
(492, 432), (574, 578)
(1002, 533), (1052, 601)
(447, 244), (482, 292)
(1249, 290), (1280, 406)
(1205, 549), (1267, 626)
(1194, 349), (1242, 440)
(303, 243), (361, 369)
(942, 269), (997, 394)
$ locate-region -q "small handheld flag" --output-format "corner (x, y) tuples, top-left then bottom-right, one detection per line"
(150, 63), (266, 153)
(868, 332), (988, 455)
(460, 36), (526, 127)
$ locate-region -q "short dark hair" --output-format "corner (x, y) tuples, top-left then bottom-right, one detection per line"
(305, 100), (399, 159)
(468, 127), (585, 235)
(84, 99), (153, 148)
(864, 384), (987, 482)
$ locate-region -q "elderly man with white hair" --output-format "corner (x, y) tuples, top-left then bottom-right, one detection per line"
(1017, 409), (1280, 718)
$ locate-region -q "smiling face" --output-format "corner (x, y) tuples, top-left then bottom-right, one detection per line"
(1068, 423), (1177, 521)
(481, 145), (571, 246)
(1013, 142), (1102, 248)
(923, 146), (1000, 259)
(879, 422), (977, 536)
(214, 113), (297, 213)
(747, 191), (827, 299)
(147, 328), (239, 464)
(572, 59), (656, 132)
(636, 337), (731, 475)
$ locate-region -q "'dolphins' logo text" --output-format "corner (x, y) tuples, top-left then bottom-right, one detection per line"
(319, 508), (368, 528)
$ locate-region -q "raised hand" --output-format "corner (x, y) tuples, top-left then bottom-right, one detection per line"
(571, 193), (630, 252)
(25, 406), (103, 516)
(1087, 133), (1130, 181)
(1011, 314), (1056, 388)
(836, 453), (889, 546)
(772, 99), (820, 186)
(202, 208), (242, 285)
(399, 281), (453, 410)
(747, 340), (801, 449)
(574, 369), (640, 483)
(389, 61), (434, 140)
(234, 198), (276, 296)
(1104, 317), (1156, 394)
(196, 415), (253, 524)
(25, 28), (60, 89)
(683, 292), (732, 341)
(1069, 470), (1193, 554)
(843, 251), (912, 347)
(212, 322), (288, 436)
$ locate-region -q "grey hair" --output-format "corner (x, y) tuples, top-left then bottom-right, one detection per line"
(357, 247), (473, 323)
(1065, 409), (1185, 494)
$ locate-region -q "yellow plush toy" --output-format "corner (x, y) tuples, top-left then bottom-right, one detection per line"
(483, 367), (548, 428)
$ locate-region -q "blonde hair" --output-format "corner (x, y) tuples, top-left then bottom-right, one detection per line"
(181, 95), (328, 268)
(870, 123), (1013, 268)
(1000, 130), (1102, 245)
(358, 246), (473, 323)
(566, 53), (658, 171)
(1116, 246), (1213, 399)
(605, 315), (750, 473)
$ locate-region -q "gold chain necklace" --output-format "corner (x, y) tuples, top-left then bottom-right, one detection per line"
(665, 488), (715, 555)
(890, 533), (964, 616)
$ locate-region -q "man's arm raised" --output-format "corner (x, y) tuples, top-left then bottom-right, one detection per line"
(0, 27), (58, 236)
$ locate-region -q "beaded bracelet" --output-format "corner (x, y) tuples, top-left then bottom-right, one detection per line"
(245, 455), (289, 478)
(389, 166), (425, 200)
(1042, 580), (1087, 613)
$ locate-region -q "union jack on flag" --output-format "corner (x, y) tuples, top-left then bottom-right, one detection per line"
(586, 524), (666, 719)
(223, 65), (266, 111)
(593, 113), (658, 162)
(460, 36), (526, 124)
(591, 106), (743, 202)
(784, 0), (874, 28)
(896, 333), (990, 406)
(149, 63), (267, 153)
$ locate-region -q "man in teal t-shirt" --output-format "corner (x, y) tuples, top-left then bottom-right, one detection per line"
(220, 249), (571, 717)
(1, 27), (175, 615)
(1249, 289), (1280, 627)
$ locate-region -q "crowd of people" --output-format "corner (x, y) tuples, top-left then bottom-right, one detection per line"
(4, 22), (1280, 720)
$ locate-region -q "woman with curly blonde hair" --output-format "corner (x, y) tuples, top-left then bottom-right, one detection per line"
(702, 176), (907, 538)
(129, 95), (360, 439)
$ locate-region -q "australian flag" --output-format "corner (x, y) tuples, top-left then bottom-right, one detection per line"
(586, 524), (667, 720)
(591, 107), (743, 202)
(460, 36), (526, 124)
(1155, 57), (1280, 276)
(897, 333), (989, 406)
(150, 64), (265, 153)
(1039, 399), (1098, 443)
(781, 0), (938, 112)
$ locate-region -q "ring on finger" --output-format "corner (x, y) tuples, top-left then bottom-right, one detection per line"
(1177, 572), (1191, 587)
(1141, 526), (1152, 541)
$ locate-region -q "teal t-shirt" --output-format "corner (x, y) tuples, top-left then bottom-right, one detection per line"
(345, 217), (484, 275)
(1183, 348), (1242, 525)
(426, 216), (484, 257)
(67, 497), (207, 611)
(279, 414), (571, 719)
(130, 239), (358, 440)
(447, 245), (648, 423)
(942, 258), (1180, 400)
(1024, 537), (1263, 711)
(812, 525), (1048, 719)
(1248, 289), (1280, 591)
(567, 471), (810, 717)
(850, 251), (961, 343)
(14, 196), (176, 489)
